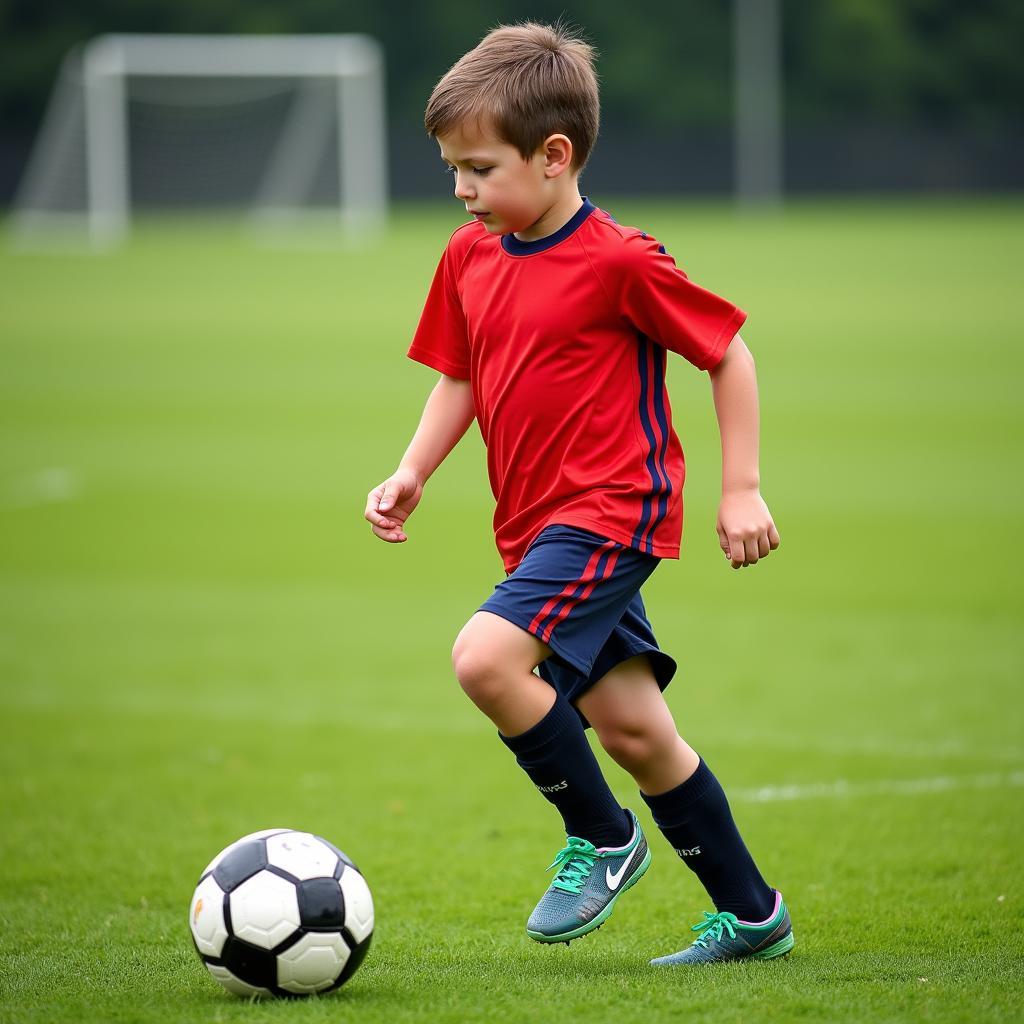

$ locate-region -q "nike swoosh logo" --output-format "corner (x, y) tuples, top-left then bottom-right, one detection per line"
(605, 847), (638, 891)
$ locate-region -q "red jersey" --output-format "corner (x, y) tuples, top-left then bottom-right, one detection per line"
(407, 199), (746, 573)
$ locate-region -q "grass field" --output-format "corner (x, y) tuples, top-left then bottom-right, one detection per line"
(1, 198), (1022, 1023)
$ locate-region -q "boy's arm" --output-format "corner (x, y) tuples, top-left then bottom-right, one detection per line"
(708, 335), (781, 568)
(364, 373), (475, 544)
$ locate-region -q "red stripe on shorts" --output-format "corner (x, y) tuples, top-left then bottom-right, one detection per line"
(540, 547), (623, 643)
(528, 540), (620, 645)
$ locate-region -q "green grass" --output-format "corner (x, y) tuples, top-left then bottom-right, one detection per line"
(0, 198), (1022, 1023)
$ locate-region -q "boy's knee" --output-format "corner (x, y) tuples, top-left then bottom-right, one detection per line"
(451, 612), (554, 718)
(451, 638), (492, 697)
(451, 629), (512, 708)
(596, 720), (673, 773)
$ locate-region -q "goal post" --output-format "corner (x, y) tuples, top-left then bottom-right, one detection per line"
(733, 0), (783, 206)
(12, 34), (388, 247)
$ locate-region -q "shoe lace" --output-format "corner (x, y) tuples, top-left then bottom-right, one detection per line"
(691, 910), (739, 948)
(547, 837), (598, 894)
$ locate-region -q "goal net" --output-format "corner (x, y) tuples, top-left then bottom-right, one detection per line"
(11, 34), (387, 247)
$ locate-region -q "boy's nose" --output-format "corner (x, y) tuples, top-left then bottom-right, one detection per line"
(454, 175), (474, 201)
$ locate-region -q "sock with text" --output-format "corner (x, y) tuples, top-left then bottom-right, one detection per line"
(641, 757), (775, 921)
(500, 693), (632, 849)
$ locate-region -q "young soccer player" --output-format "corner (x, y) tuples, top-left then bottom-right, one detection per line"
(364, 22), (793, 965)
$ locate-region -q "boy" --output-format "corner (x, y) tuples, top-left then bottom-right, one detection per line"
(364, 22), (793, 965)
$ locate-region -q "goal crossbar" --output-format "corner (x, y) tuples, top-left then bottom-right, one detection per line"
(14, 33), (387, 247)
(87, 34), (382, 78)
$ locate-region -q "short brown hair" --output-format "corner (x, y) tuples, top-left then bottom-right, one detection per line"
(424, 22), (600, 172)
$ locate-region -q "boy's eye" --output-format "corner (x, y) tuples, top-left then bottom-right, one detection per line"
(442, 165), (492, 176)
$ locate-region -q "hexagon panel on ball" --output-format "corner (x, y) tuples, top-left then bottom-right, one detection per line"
(266, 831), (339, 880)
(339, 866), (375, 943)
(276, 932), (351, 995)
(229, 871), (302, 950)
(189, 874), (228, 958)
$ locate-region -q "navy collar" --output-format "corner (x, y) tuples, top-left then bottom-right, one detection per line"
(500, 197), (596, 256)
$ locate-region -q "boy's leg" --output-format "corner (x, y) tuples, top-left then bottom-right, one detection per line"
(452, 610), (630, 848)
(452, 610), (555, 736)
(458, 524), (665, 944)
(453, 610), (646, 944)
(575, 654), (699, 795)
(577, 656), (792, 962)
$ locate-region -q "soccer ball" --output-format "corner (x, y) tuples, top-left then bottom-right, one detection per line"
(189, 828), (374, 997)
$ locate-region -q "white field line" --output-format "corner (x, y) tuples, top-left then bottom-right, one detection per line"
(2, 467), (79, 507)
(734, 771), (1024, 804)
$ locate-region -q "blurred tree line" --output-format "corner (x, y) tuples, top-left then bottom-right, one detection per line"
(2, 0), (1021, 136)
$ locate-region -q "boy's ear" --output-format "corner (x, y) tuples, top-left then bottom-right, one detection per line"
(541, 134), (574, 178)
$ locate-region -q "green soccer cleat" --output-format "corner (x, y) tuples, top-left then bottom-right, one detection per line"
(649, 890), (794, 965)
(527, 810), (651, 944)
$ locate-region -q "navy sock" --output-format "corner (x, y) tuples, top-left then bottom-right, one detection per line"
(641, 758), (775, 921)
(499, 694), (632, 848)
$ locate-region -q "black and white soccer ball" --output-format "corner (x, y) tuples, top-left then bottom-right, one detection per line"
(189, 828), (374, 997)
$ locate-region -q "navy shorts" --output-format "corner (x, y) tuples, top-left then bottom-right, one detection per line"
(478, 524), (677, 721)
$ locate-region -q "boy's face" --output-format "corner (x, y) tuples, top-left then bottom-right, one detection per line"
(437, 120), (558, 238)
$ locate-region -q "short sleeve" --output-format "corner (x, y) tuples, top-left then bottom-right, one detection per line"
(618, 233), (746, 370)
(407, 238), (472, 380)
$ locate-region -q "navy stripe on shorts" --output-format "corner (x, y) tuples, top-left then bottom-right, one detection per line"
(478, 524), (677, 720)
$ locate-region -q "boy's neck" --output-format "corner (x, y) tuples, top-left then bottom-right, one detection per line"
(513, 185), (585, 243)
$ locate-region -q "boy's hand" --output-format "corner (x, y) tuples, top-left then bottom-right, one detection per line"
(365, 468), (423, 544)
(716, 488), (780, 569)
